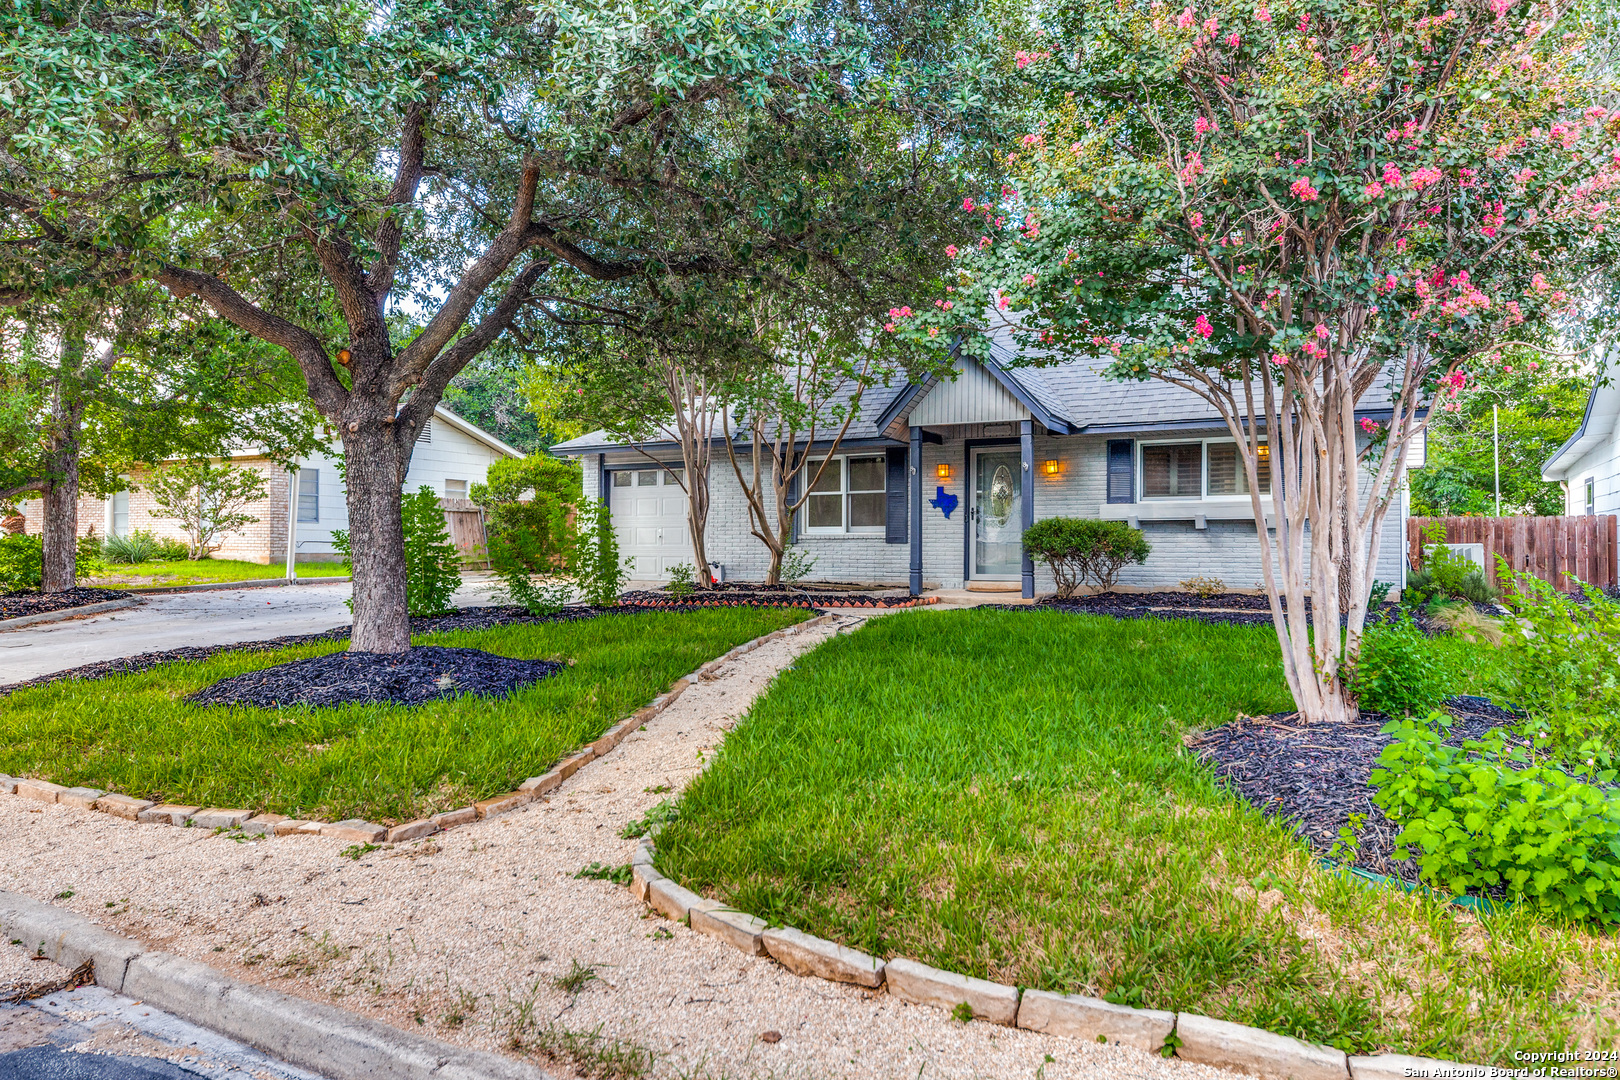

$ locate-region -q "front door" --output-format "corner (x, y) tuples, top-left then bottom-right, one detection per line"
(972, 448), (1023, 579)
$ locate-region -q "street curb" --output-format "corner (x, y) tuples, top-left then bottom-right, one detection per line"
(129, 576), (352, 596)
(0, 890), (553, 1080)
(0, 597), (142, 631)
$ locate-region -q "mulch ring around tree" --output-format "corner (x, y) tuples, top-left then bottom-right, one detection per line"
(1189, 697), (1527, 881)
(0, 587), (131, 621)
(186, 645), (565, 709)
(621, 581), (931, 609)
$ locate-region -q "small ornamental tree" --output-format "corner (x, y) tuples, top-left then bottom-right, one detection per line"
(145, 461), (268, 560)
(897, 0), (1620, 724)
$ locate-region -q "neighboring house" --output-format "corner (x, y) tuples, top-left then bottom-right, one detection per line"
(1542, 377), (1620, 515)
(16, 405), (522, 564)
(553, 338), (1417, 597)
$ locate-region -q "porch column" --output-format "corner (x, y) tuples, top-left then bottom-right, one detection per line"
(910, 426), (924, 595)
(1020, 419), (1034, 599)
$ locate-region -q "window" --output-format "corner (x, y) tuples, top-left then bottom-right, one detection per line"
(1207, 442), (1271, 496)
(1141, 442), (1203, 498)
(803, 455), (887, 534)
(665, 467), (685, 487)
(444, 478), (468, 500)
(1586, 477), (1596, 516)
(637, 470), (659, 486)
(612, 471), (631, 487)
(297, 468), (320, 522)
(111, 490), (130, 536)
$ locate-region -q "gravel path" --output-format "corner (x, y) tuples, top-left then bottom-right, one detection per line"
(0, 614), (1238, 1080)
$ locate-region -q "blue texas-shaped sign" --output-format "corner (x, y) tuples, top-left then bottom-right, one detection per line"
(928, 486), (958, 519)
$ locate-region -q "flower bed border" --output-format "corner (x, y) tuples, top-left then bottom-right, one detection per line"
(0, 615), (834, 845)
(621, 596), (937, 610)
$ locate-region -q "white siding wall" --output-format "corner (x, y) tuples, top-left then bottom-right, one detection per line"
(1561, 432), (1620, 516)
(578, 430), (1409, 591)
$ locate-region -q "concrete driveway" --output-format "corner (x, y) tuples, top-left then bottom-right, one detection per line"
(0, 578), (503, 685)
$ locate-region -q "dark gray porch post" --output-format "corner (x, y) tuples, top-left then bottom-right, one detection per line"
(1020, 419), (1034, 599)
(910, 426), (924, 595)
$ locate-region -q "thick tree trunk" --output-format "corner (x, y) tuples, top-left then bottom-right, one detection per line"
(343, 421), (412, 653)
(40, 448), (79, 593)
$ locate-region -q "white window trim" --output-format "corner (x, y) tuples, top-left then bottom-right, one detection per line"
(800, 454), (887, 537)
(1139, 437), (1271, 501)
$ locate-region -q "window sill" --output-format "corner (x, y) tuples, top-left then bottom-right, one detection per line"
(1098, 498), (1273, 523)
(799, 530), (888, 540)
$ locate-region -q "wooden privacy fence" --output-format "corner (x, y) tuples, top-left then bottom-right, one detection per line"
(1407, 515), (1618, 592)
(440, 499), (488, 567)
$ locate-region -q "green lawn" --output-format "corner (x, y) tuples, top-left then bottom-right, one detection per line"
(657, 608), (1615, 1066)
(0, 608), (805, 823)
(85, 558), (351, 589)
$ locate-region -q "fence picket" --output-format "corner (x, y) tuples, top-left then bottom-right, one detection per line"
(1407, 515), (1619, 592)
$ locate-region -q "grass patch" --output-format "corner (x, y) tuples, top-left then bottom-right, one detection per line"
(0, 608), (803, 822)
(657, 608), (1617, 1064)
(85, 558), (351, 588)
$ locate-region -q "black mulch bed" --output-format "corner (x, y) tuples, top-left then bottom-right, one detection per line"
(0, 604), (620, 698)
(186, 645), (564, 709)
(622, 584), (921, 609)
(0, 587), (131, 621)
(1190, 697), (1528, 881)
(1011, 594), (1465, 632)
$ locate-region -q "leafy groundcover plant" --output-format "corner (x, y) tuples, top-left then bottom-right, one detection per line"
(1373, 716), (1620, 923)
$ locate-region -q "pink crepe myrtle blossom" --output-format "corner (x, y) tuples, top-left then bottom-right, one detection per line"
(1459, 167), (1478, 188)
(1303, 339), (1327, 359)
(1195, 313), (1214, 338)
(1070, 142), (1083, 154)
(1396, 238), (1407, 252)
(1505, 300), (1523, 323)
(1359, 417), (1383, 434)
(1177, 7), (1195, 29)
(962, 198), (976, 211)
(1408, 166), (1443, 190)
(928, 327), (939, 338)
(1269, 352), (1289, 366)
(943, 301), (954, 310)
(1203, 17), (1219, 35)
(1023, 274), (1037, 286)
(1189, 210), (1205, 228)
(1226, 31), (1241, 46)
(1481, 201), (1505, 238)
(1314, 323), (1331, 340)
(1381, 163), (1403, 187)
(945, 245), (959, 259)
(1179, 152), (1205, 185)
(1297, 13), (1310, 31)
(997, 295), (1010, 309)
(1255, 2), (1271, 19)
(1289, 176), (1320, 201)
(1021, 133), (1042, 147)
(884, 322), (896, 332)
(1529, 360), (1540, 370)
(1513, 167), (1536, 186)
(1194, 116), (1213, 137)
(1531, 272), (1550, 291)
(1363, 181), (1385, 199)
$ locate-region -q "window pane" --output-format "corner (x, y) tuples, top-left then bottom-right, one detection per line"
(297, 468), (320, 522)
(612, 471), (631, 487)
(665, 468), (684, 486)
(808, 461), (842, 494)
(807, 492), (843, 529)
(1253, 444), (1272, 494)
(444, 478), (467, 500)
(848, 456), (885, 493)
(637, 470), (658, 486)
(849, 492), (885, 528)
(1141, 443), (1203, 498)
(1207, 444), (1243, 496)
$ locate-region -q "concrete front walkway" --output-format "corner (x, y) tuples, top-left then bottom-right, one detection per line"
(0, 577), (504, 685)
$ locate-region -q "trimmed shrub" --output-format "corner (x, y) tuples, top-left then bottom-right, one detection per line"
(0, 533), (42, 593)
(1351, 614), (1449, 717)
(474, 455), (582, 615)
(1022, 518), (1150, 597)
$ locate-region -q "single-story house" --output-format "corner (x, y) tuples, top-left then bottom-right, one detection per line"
(1542, 371), (1620, 515)
(553, 338), (1417, 597)
(17, 405), (521, 564)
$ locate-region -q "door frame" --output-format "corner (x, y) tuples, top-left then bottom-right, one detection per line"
(962, 438), (1022, 581)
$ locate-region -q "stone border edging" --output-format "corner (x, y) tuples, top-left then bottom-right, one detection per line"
(0, 889), (550, 1080)
(0, 614), (834, 847)
(0, 597), (142, 631)
(626, 636), (1492, 1080)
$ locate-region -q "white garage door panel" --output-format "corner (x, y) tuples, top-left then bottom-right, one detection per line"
(611, 469), (691, 580)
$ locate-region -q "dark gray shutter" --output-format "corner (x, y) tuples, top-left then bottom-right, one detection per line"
(787, 457), (801, 543)
(1106, 440), (1135, 504)
(885, 447), (908, 544)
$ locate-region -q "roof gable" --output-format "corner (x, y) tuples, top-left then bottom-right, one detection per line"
(909, 355), (1031, 426)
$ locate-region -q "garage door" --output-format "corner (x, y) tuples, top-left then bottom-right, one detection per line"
(609, 467), (691, 579)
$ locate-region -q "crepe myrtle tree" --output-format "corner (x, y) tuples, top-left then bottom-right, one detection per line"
(0, 0), (1005, 648)
(892, 0), (1620, 723)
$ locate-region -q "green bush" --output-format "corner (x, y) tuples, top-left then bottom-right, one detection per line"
(1372, 715), (1620, 922)
(1351, 614), (1450, 716)
(0, 533), (42, 592)
(1407, 524), (1500, 605)
(331, 487), (462, 617)
(573, 499), (627, 607)
(475, 455), (580, 615)
(102, 529), (189, 564)
(1022, 517), (1150, 597)
(1494, 568), (1620, 749)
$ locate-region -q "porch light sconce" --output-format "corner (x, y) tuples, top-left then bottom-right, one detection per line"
(936, 463), (952, 480)
(1042, 459), (1061, 476)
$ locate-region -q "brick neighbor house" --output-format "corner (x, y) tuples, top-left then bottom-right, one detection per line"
(17, 405), (522, 564)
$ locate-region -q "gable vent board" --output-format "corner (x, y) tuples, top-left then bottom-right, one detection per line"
(417, 420), (432, 444)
